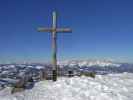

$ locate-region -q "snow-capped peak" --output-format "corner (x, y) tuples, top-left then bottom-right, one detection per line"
(58, 60), (121, 67)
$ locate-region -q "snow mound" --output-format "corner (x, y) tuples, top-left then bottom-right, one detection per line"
(0, 73), (133, 100)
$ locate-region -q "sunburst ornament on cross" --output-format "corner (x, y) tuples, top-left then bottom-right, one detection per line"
(37, 11), (72, 81)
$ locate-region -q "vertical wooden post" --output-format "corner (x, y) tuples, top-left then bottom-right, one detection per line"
(52, 12), (57, 81)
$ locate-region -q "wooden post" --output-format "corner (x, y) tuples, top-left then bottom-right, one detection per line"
(52, 12), (57, 81)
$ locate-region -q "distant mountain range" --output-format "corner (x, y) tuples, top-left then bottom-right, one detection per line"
(58, 60), (121, 67)
(56, 60), (133, 74)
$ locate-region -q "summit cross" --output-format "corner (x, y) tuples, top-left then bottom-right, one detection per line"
(37, 11), (72, 81)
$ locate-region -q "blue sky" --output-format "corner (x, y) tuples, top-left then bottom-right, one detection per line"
(0, 0), (133, 63)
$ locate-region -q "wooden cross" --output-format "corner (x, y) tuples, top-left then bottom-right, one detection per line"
(37, 11), (72, 81)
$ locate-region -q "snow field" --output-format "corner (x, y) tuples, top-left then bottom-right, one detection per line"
(0, 72), (133, 100)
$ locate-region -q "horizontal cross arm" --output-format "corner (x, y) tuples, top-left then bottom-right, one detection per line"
(37, 27), (72, 33)
(56, 28), (72, 33)
(37, 27), (53, 32)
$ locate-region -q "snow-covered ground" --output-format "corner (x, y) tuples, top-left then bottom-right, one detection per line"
(0, 72), (133, 100)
